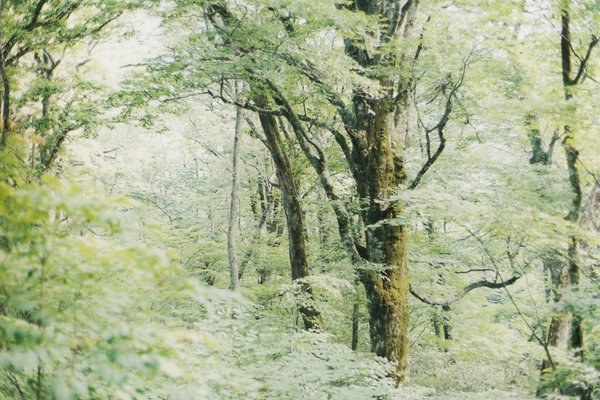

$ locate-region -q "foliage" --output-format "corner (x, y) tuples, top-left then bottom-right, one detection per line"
(4, 0), (600, 398)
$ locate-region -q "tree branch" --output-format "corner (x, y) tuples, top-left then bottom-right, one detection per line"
(572, 35), (598, 85)
(409, 276), (520, 306)
(206, 88), (283, 115)
(385, 0), (413, 41)
(265, 78), (324, 164)
(6, 9), (122, 67)
(455, 268), (496, 274)
(407, 51), (469, 190)
(6, 372), (26, 400)
(23, 0), (49, 31)
(244, 117), (268, 146)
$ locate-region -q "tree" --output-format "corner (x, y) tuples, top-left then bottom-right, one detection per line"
(536, 1), (598, 397)
(0, 0), (151, 173)
(228, 102), (243, 290)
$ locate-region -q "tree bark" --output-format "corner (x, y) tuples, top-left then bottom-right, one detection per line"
(525, 112), (558, 165)
(441, 305), (453, 341)
(228, 105), (243, 290)
(355, 95), (410, 384)
(351, 301), (360, 351)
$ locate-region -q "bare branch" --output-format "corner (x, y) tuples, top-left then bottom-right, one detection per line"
(244, 117), (268, 146)
(120, 62), (148, 69)
(407, 49), (470, 190)
(572, 35), (599, 85)
(409, 276), (520, 306)
(465, 226), (556, 369)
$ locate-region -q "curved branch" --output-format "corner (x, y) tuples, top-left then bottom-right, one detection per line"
(455, 268), (495, 274)
(409, 276), (520, 306)
(572, 35), (598, 85)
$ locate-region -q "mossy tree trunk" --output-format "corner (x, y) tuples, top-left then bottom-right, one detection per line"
(352, 94), (410, 382)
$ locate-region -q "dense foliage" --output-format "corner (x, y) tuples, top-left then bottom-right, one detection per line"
(1, 0), (600, 399)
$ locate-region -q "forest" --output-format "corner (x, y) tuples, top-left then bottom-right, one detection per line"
(1, 0), (600, 399)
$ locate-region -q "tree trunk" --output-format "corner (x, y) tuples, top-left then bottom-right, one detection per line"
(525, 112), (558, 165)
(278, 87), (412, 382)
(0, 0), (8, 147)
(351, 300), (360, 351)
(0, 57), (10, 147)
(355, 95), (410, 384)
(344, 0), (418, 384)
(538, 5), (597, 396)
(257, 108), (319, 330)
(227, 106), (243, 290)
(351, 278), (361, 351)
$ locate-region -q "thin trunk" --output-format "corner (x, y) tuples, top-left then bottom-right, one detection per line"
(351, 301), (359, 351)
(0, 64), (8, 146)
(228, 106), (243, 290)
(37, 50), (64, 173)
(351, 279), (361, 351)
(0, 0), (8, 147)
(317, 185), (329, 250)
(37, 255), (45, 399)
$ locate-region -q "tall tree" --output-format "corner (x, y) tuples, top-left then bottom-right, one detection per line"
(538, 2), (598, 395)
(263, 0), (466, 382)
(228, 103), (243, 290)
(201, 3), (320, 328)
